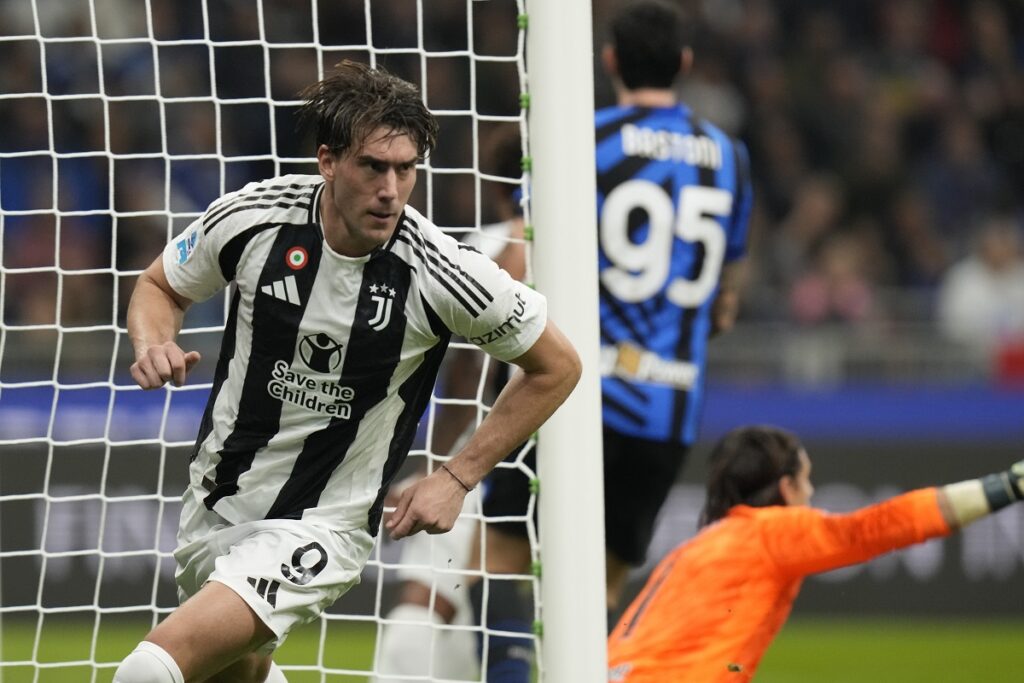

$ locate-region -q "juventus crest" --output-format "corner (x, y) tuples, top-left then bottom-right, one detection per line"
(368, 283), (395, 331)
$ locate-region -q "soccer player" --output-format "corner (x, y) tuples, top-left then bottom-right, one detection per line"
(607, 425), (1024, 682)
(114, 61), (581, 683)
(472, 1), (754, 679)
(595, 0), (752, 609)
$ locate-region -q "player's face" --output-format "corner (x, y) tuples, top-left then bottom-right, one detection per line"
(318, 127), (418, 256)
(781, 449), (814, 507)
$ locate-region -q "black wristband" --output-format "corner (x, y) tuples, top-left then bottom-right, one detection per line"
(980, 471), (1024, 512)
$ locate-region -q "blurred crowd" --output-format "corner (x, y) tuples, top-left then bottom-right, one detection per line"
(1, 0), (1023, 378)
(642, 0), (1024, 368)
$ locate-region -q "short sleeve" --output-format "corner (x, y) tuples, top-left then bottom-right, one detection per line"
(161, 217), (229, 303)
(422, 238), (547, 362)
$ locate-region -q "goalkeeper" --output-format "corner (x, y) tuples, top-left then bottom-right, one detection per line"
(114, 60), (581, 683)
(608, 424), (1024, 682)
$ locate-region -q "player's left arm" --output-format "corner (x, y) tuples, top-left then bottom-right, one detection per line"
(387, 320), (581, 539)
(710, 138), (754, 337)
(710, 259), (746, 337)
(445, 319), (580, 485)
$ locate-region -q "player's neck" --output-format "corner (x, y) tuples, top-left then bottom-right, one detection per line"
(319, 190), (382, 258)
(617, 88), (676, 108)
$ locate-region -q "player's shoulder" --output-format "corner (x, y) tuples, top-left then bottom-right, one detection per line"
(678, 108), (752, 180)
(388, 205), (512, 310)
(390, 204), (464, 261)
(202, 174), (323, 235)
(595, 104), (631, 128)
(676, 108), (743, 152)
(732, 504), (821, 528)
(706, 506), (814, 557)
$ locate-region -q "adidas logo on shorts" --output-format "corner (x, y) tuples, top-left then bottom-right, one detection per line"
(247, 576), (281, 607)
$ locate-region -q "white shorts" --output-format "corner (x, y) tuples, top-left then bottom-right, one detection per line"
(395, 487), (481, 614)
(174, 487), (374, 654)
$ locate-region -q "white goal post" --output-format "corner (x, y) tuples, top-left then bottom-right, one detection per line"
(0, 0), (604, 680)
(527, 0), (607, 680)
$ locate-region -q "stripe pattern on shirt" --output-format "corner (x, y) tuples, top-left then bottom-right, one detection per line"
(204, 224), (324, 510)
(596, 105), (750, 445)
(265, 252), (412, 520)
(395, 215), (494, 317)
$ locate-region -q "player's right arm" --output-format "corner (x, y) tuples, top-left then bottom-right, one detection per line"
(126, 180), (269, 389)
(767, 459), (1024, 578)
(127, 256), (201, 389)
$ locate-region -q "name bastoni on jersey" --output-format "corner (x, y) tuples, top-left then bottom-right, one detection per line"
(267, 360), (356, 418)
(621, 123), (722, 169)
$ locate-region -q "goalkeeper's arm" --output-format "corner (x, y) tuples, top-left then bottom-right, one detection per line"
(938, 461), (1024, 528)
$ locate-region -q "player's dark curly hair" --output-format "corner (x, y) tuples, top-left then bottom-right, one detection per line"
(699, 426), (804, 527)
(297, 60), (439, 160)
(609, 0), (690, 90)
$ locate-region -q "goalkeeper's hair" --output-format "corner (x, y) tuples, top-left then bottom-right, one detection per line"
(699, 426), (804, 527)
(297, 60), (439, 160)
(609, 0), (690, 90)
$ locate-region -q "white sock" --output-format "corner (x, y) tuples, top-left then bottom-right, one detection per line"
(113, 641), (185, 683)
(264, 661), (288, 682)
(371, 604), (478, 682)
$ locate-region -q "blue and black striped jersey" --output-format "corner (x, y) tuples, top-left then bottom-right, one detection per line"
(595, 105), (753, 445)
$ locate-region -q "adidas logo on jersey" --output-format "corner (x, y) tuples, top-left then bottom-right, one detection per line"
(261, 275), (301, 305)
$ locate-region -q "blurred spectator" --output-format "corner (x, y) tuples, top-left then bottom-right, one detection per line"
(920, 109), (1004, 254)
(842, 98), (907, 231)
(2, 0), (1024, 375)
(789, 230), (881, 327)
(936, 215), (1024, 359)
(764, 172), (844, 290)
(881, 187), (951, 289)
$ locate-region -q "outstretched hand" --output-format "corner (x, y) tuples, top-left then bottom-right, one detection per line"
(131, 342), (201, 389)
(386, 468), (469, 540)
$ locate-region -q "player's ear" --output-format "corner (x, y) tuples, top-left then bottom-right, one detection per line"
(680, 47), (694, 77)
(601, 44), (618, 78)
(317, 144), (336, 180)
(778, 475), (798, 506)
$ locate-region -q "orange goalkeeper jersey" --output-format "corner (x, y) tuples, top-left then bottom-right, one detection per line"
(607, 488), (951, 682)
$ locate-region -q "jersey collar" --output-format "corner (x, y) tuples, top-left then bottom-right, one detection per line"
(310, 181), (326, 242)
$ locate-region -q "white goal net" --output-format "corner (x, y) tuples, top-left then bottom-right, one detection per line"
(0, 0), (562, 680)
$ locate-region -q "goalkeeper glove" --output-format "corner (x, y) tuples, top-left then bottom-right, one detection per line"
(941, 460), (1024, 527)
(980, 459), (1024, 512)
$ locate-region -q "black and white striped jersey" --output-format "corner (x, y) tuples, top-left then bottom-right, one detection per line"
(162, 174), (547, 534)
